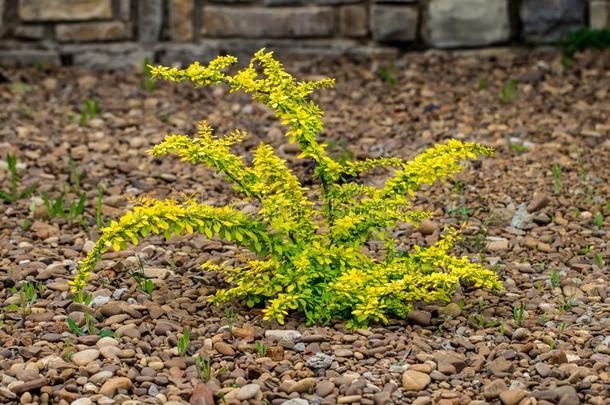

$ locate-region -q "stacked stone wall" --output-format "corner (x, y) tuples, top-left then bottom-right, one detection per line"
(0, 0), (608, 68)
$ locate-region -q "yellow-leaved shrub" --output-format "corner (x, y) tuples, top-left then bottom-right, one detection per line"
(72, 50), (502, 327)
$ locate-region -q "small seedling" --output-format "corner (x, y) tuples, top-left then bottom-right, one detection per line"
(80, 98), (99, 126)
(558, 322), (566, 334)
(478, 79), (487, 91)
(144, 279), (154, 296)
(22, 281), (38, 305)
(594, 253), (604, 268)
(473, 233), (485, 253)
(196, 356), (212, 382)
(85, 312), (97, 335)
(62, 342), (75, 360)
(549, 339), (555, 350)
(471, 315), (496, 329)
(594, 211), (603, 228)
(551, 164), (562, 195)
(513, 303), (526, 326)
(177, 327), (190, 356)
(457, 298), (466, 310)
(68, 314), (110, 337)
(129, 256), (155, 296)
(556, 298), (575, 315)
(98, 329), (116, 338)
(0, 154), (37, 203)
(141, 57), (157, 91)
(96, 184), (104, 228)
(17, 104), (34, 120)
(73, 291), (93, 305)
(255, 341), (268, 357)
(499, 79), (518, 104)
(66, 318), (84, 337)
(224, 308), (238, 331)
(9, 82), (32, 94)
(453, 180), (464, 195)
(6, 281), (40, 315)
(377, 65), (397, 87)
(41, 192), (87, 222)
(498, 322), (506, 336)
(327, 138), (354, 164)
(581, 244), (591, 255)
(68, 157), (81, 192)
(476, 298), (487, 312)
(509, 143), (528, 155)
(550, 271), (561, 289)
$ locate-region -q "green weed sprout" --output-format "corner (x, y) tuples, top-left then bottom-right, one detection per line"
(0, 154), (37, 203)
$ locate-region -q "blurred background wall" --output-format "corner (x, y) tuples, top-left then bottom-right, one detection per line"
(0, 0), (608, 68)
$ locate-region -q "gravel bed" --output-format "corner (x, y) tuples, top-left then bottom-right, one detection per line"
(0, 48), (609, 405)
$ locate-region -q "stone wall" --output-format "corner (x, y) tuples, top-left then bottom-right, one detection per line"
(0, 0), (608, 68)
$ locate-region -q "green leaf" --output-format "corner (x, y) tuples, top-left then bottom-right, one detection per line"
(98, 329), (115, 338)
(66, 319), (84, 336)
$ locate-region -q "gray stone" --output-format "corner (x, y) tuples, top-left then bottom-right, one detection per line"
(19, 0), (112, 21)
(157, 44), (220, 67)
(112, 288), (129, 300)
(306, 352), (334, 369)
(263, 0), (304, 5)
(265, 329), (302, 342)
(511, 203), (534, 230)
(236, 384), (261, 400)
(282, 400), (309, 405)
(0, 0), (4, 37)
(71, 398), (93, 405)
(314, 0), (360, 4)
(201, 6), (334, 38)
(90, 295), (111, 308)
(138, 0), (163, 43)
(0, 50), (60, 67)
(12, 25), (46, 40)
(425, 0), (510, 48)
(119, 0), (131, 20)
(590, 1), (610, 29)
(62, 44), (153, 70)
(371, 5), (418, 42)
(512, 327), (529, 341)
(520, 0), (586, 43)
